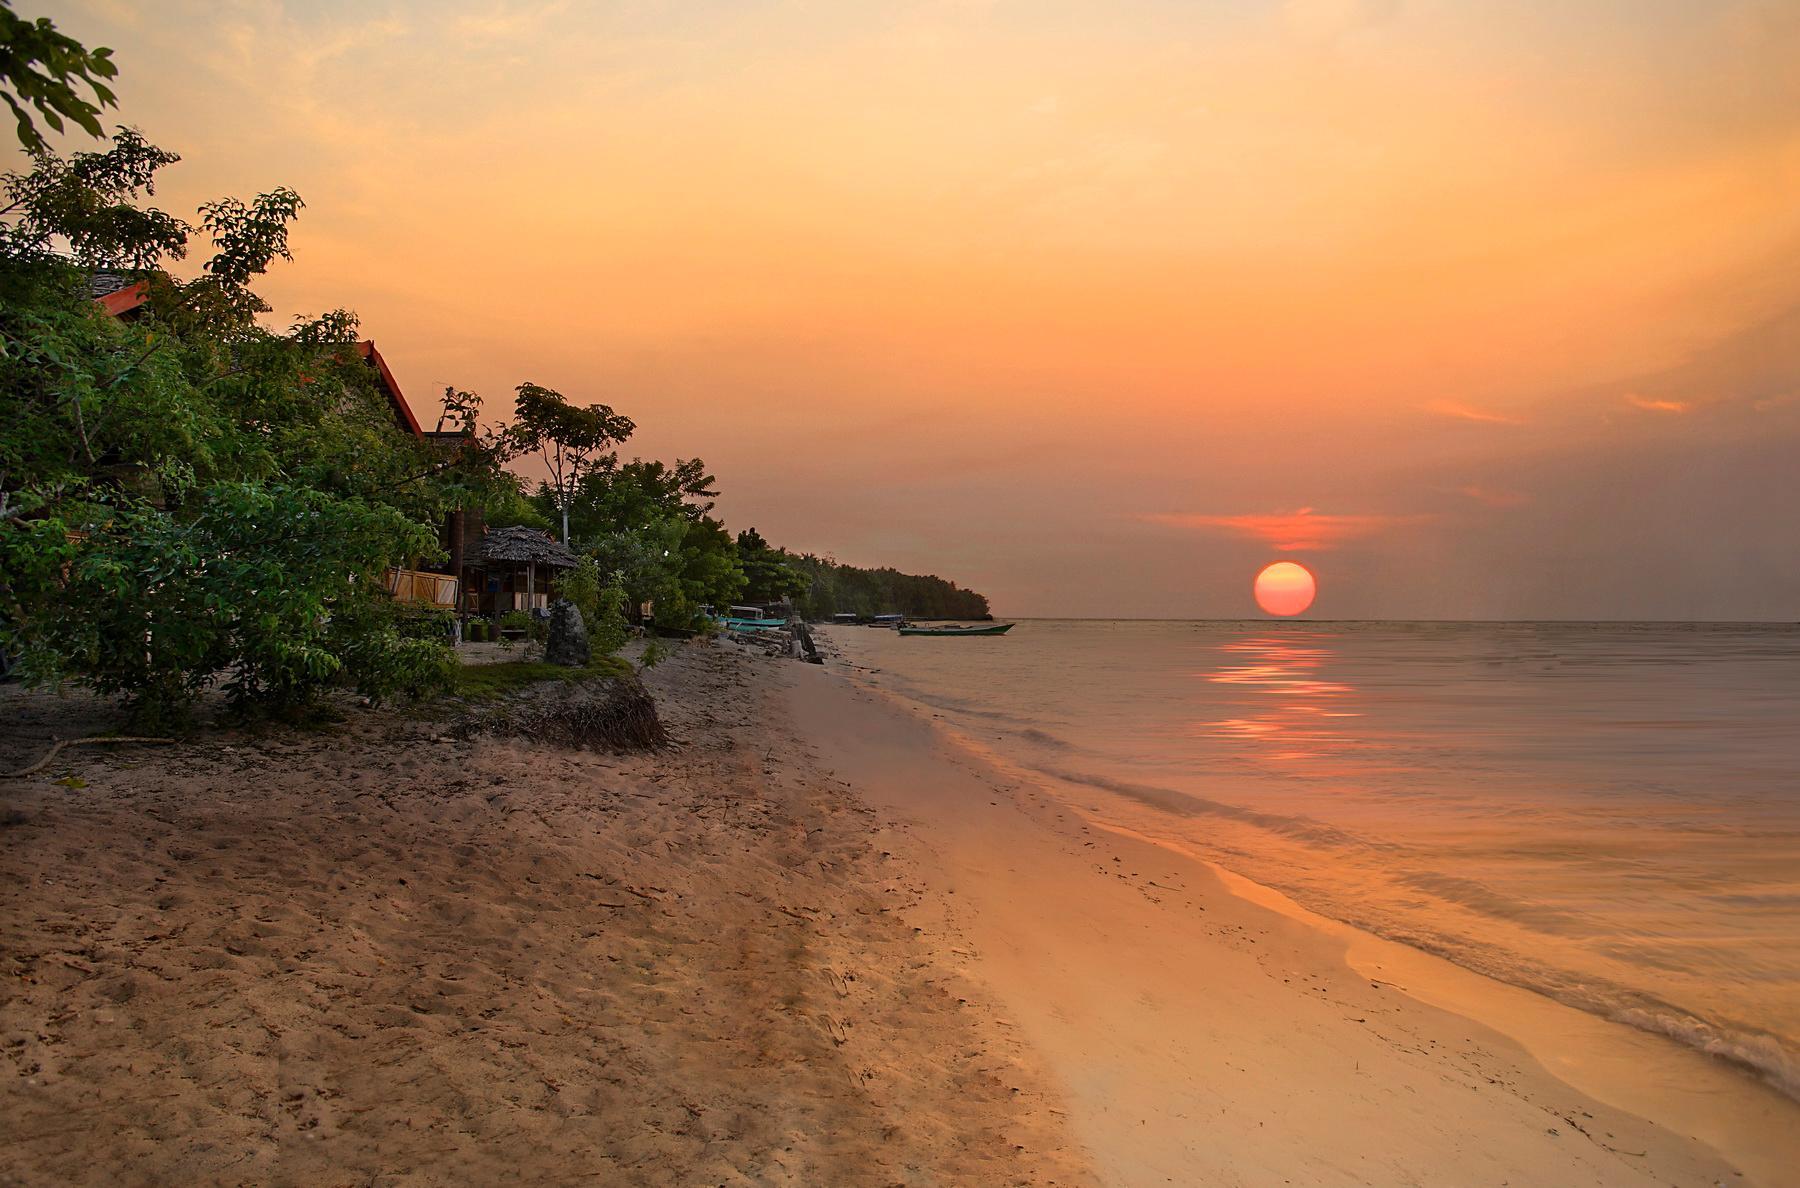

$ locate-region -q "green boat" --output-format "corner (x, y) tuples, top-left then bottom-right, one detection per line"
(897, 623), (1014, 636)
(719, 616), (787, 632)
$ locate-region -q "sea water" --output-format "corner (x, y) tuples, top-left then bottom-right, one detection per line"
(824, 620), (1800, 1099)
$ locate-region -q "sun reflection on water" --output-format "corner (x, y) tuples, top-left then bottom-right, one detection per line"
(1202, 635), (1360, 760)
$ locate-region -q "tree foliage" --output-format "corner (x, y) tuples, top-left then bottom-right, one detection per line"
(0, 126), (183, 267)
(503, 382), (634, 545)
(8, 485), (441, 728)
(787, 553), (989, 620)
(736, 527), (808, 603)
(0, 130), (481, 726)
(0, 34), (993, 728)
(0, 2), (118, 153)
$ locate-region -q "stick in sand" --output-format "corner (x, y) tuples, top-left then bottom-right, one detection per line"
(6, 736), (177, 779)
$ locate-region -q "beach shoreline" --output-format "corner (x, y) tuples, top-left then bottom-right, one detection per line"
(790, 639), (1800, 1186)
(6, 636), (1797, 1184)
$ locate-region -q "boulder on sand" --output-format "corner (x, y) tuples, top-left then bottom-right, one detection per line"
(544, 599), (591, 666)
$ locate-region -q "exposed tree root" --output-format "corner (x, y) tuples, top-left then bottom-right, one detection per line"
(5, 736), (177, 780)
(453, 673), (668, 753)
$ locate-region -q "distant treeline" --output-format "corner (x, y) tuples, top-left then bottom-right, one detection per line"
(791, 556), (989, 620)
(733, 534), (989, 619)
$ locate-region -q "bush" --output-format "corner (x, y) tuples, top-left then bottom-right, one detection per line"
(560, 556), (602, 625)
(590, 572), (630, 657)
(328, 600), (457, 706)
(7, 483), (443, 729)
(499, 609), (532, 634)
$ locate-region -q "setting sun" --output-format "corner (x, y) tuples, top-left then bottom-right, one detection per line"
(1254, 562), (1317, 617)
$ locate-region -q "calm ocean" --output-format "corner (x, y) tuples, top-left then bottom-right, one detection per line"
(824, 620), (1800, 1099)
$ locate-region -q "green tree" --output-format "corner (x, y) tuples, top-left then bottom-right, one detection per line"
(503, 382), (634, 546)
(0, 131), (491, 725)
(589, 569), (630, 656)
(587, 517), (683, 618)
(0, 126), (184, 268)
(541, 456), (716, 546)
(558, 554), (602, 624)
(669, 516), (745, 626)
(0, 2), (117, 152)
(6, 484), (440, 729)
(736, 526), (807, 604)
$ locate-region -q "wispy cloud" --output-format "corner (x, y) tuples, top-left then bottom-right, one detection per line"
(450, 1), (573, 45)
(1423, 400), (1525, 426)
(1144, 507), (1434, 551)
(1625, 393), (1691, 413)
(1281, 0), (1401, 40)
(1456, 485), (1530, 508)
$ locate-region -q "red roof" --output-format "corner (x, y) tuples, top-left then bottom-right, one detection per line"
(355, 341), (424, 438)
(94, 280), (150, 317)
(91, 280), (425, 441)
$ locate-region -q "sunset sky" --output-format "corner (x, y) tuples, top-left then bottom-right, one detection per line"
(41, 0), (1800, 618)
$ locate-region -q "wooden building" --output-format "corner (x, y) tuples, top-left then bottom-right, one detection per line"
(462, 524), (577, 621)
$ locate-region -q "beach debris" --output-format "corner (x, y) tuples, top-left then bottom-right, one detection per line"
(5, 735), (177, 780)
(721, 619), (824, 663)
(543, 598), (591, 667)
(453, 672), (668, 752)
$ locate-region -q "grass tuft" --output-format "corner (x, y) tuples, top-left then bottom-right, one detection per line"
(452, 654), (633, 700)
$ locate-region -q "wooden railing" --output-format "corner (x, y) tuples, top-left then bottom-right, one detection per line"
(383, 567), (459, 607)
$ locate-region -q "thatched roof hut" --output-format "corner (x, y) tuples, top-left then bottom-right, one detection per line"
(475, 525), (578, 569)
(465, 526), (578, 622)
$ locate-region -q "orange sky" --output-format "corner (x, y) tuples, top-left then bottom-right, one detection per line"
(41, 0), (1800, 617)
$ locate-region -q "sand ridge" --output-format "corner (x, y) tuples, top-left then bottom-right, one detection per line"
(1, 643), (1092, 1186)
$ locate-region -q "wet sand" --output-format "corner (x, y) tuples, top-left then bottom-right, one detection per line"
(786, 655), (1800, 1186)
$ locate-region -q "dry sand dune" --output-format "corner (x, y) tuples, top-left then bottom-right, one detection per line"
(1, 644), (1088, 1186)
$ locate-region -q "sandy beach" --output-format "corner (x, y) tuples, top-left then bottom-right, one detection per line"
(1, 644), (1086, 1186)
(5, 638), (1797, 1185)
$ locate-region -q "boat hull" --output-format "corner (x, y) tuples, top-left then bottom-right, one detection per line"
(897, 623), (1014, 636)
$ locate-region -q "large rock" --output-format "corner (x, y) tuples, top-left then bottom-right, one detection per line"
(544, 599), (592, 666)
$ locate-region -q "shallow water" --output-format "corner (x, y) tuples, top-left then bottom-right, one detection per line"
(825, 620), (1800, 1098)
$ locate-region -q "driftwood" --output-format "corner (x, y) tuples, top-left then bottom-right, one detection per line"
(453, 673), (668, 752)
(724, 623), (822, 663)
(6, 735), (177, 779)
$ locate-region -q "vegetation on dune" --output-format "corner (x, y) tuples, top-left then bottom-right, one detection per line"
(0, 12), (990, 729)
(453, 667), (668, 752)
(451, 655), (633, 701)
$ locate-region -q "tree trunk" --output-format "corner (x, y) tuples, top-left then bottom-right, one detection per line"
(449, 507), (466, 639)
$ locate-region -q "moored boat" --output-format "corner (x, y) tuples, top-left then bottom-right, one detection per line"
(897, 623), (1014, 636)
(719, 616), (788, 631)
(715, 603), (789, 631)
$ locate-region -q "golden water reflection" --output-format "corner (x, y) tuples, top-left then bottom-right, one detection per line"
(1202, 635), (1361, 761)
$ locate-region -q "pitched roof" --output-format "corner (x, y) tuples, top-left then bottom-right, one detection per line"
(476, 525), (579, 568)
(87, 273), (424, 441)
(355, 341), (423, 438)
(88, 271), (150, 316)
